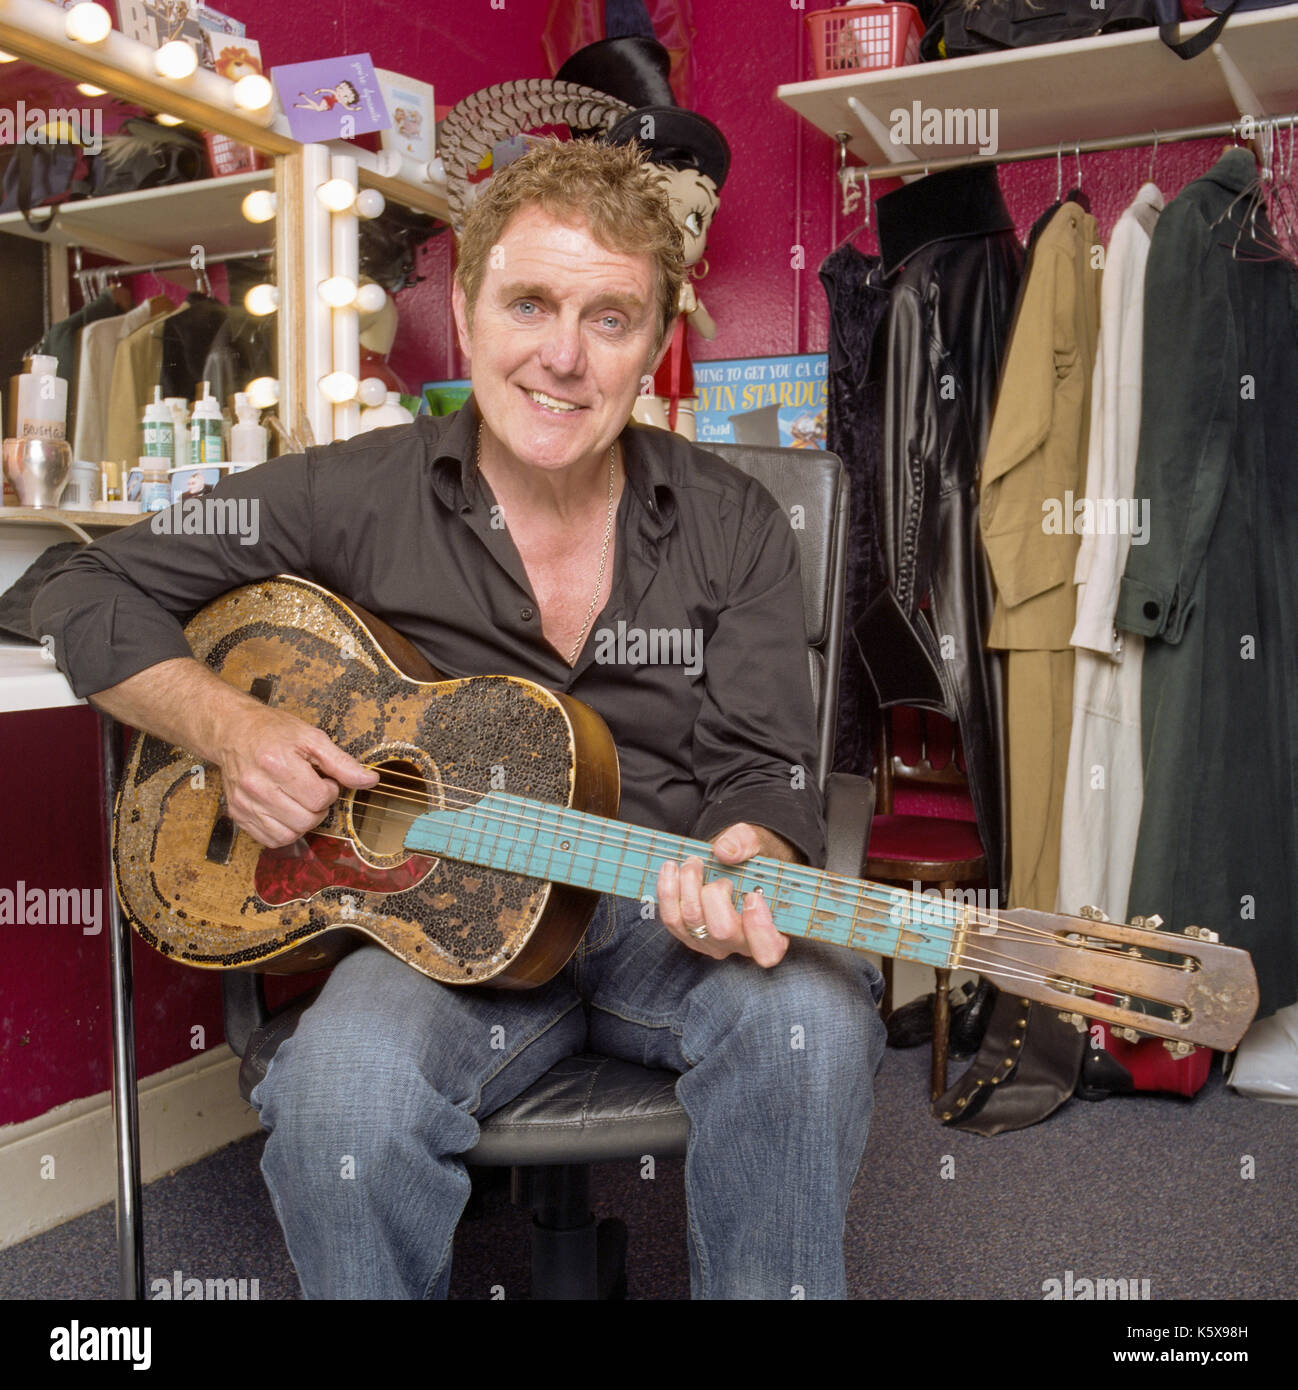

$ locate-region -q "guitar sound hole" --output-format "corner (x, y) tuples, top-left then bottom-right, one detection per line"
(352, 758), (430, 857)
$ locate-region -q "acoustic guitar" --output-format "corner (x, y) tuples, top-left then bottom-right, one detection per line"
(114, 576), (1259, 1052)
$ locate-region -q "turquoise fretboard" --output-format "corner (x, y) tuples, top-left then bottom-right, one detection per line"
(404, 793), (959, 969)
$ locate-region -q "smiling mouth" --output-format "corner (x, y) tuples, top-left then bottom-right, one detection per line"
(523, 387), (583, 414)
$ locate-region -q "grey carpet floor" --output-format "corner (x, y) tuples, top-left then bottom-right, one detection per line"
(1, 1045), (1294, 1300)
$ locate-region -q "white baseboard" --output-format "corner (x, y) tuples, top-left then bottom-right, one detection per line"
(0, 1046), (261, 1250)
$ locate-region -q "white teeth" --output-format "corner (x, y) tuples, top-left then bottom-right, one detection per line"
(527, 389), (579, 412)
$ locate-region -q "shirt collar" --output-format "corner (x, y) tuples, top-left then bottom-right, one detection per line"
(875, 162), (1015, 278)
(424, 397), (678, 538)
(1203, 146), (1260, 196)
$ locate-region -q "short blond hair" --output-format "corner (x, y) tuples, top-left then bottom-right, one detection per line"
(454, 138), (686, 353)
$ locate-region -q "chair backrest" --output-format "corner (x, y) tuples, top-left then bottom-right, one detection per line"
(704, 443), (849, 793)
(876, 707), (971, 817)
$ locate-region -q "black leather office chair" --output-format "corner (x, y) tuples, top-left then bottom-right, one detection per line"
(224, 443), (876, 1299)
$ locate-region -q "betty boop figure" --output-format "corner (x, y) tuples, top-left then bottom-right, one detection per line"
(295, 81), (362, 113)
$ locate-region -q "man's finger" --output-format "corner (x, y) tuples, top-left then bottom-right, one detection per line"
(713, 824), (760, 864)
(305, 732), (380, 788)
(742, 891), (788, 969)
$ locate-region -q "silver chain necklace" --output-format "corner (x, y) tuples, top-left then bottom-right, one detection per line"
(477, 424), (617, 665)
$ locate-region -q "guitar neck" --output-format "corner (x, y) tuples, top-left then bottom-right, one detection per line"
(404, 793), (961, 970)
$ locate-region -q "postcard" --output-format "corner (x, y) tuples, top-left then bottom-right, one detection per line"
(272, 53), (391, 143)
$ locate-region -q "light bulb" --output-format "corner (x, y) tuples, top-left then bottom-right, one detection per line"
(241, 189), (277, 223)
(0, 52), (18, 65)
(320, 371), (359, 404)
(232, 74), (273, 111)
(155, 113), (184, 127)
(244, 283), (280, 316)
(65, 3), (113, 44)
(319, 276), (358, 308)
(316, 178), (357, 213)
(354, 188), (386, 220)
(245, 377), (279, 410)
(155, 40), (199, 80)
(358, 376), (388, 409)
(76, 83), (107, 97)
(355, 282), (387, 315)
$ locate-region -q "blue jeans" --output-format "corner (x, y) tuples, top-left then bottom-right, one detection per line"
(250, 894), (886, 1299)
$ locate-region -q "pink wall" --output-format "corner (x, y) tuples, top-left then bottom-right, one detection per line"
(3, 0), (1233, 1127)
(223, 0), (1227, 382)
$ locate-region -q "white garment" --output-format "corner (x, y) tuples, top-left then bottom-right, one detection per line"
(72, 299), (157, 465)
(1056, 183), (1162, 922)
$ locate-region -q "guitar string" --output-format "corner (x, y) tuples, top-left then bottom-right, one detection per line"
(332, 775), (1062, 948)
(253, 796), (1185, 1003)
(345, 770), (1152, 955)
(322, 769), (1159, 955)
(291, 775), (1190, 985)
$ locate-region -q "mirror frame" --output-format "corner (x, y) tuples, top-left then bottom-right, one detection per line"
(0, 7), (447, 446)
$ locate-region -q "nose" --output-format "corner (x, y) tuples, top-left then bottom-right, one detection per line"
(537, 309), (585, 378)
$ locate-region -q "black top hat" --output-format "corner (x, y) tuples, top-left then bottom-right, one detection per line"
(555, 35), (729, 190)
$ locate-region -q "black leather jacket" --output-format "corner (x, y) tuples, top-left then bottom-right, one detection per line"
(853, 164), (1023, 892)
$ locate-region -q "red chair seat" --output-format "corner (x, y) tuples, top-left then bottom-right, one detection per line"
(867, 813), (985, 865)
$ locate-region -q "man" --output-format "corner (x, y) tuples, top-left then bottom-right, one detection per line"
(33, 139), (885, 1299)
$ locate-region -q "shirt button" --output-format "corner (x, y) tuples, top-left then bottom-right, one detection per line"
(1143, 601), (1159, 619)
(520, 607), (534, 621)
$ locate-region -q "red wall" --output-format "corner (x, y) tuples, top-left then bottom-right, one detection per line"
(3, 0), (1227, 1127)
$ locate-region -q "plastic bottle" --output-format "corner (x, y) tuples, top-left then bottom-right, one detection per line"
(356, 391), (415, 434)
(138, 457), (171, 513)
(142, 387), (175, 461)
(10, 354), (68, 442)
(189, 382), (224, 467)
(165, 398), (188, 471)
(229, 392), (268, 464)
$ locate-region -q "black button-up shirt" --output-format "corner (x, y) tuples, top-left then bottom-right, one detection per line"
(32, 403), (826, 864)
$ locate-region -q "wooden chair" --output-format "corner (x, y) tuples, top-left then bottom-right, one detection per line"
(865, 707), (987, 1100)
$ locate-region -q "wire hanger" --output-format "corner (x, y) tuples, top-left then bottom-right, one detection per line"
(834, 166), (871, 251)
(1147, 129), (1159, 186)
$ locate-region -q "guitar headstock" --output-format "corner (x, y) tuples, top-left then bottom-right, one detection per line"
(959, 905), (1258, 1052)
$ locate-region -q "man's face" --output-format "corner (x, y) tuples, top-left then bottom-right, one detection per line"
(453, 204), (669, 476)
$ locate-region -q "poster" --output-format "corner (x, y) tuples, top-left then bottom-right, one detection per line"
(691, 354), (828, 449)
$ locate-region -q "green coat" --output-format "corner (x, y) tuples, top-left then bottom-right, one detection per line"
(1116, 149), (1298, 1020)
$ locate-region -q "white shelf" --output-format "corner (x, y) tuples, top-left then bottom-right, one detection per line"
(0, 169), (273, 264)
(777, 5), (1298, 167)
(0, 642), (82, 714)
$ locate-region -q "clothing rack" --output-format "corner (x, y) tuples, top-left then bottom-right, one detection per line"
(73, 246), (273, 301)
(837, 110), (1298, 189)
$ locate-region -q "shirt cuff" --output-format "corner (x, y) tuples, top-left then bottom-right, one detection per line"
(38, 591), (194, 699)
(1115, 575), (1184, 643)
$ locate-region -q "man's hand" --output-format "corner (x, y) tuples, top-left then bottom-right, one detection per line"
(87, 655), (379, 850)
(212, 702), (379, 849)
(656, 822), (799, 967)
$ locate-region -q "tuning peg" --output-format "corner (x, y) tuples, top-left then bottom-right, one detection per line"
(1183, 925), (1219, 942)
(1111, 1025), (1143, 1043)
(1162, 1039), (1196, 1057)
(1057, 1011), (1087, 1032)
(1079, 905), (1109, 921)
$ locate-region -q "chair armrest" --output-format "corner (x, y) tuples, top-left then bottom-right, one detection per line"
(823, 771), (875, 880)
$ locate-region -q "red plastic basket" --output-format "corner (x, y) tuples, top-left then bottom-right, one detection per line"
(805, 3), (924, 77)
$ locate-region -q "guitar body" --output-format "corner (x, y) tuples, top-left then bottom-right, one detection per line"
(113, 576), (621, 988)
